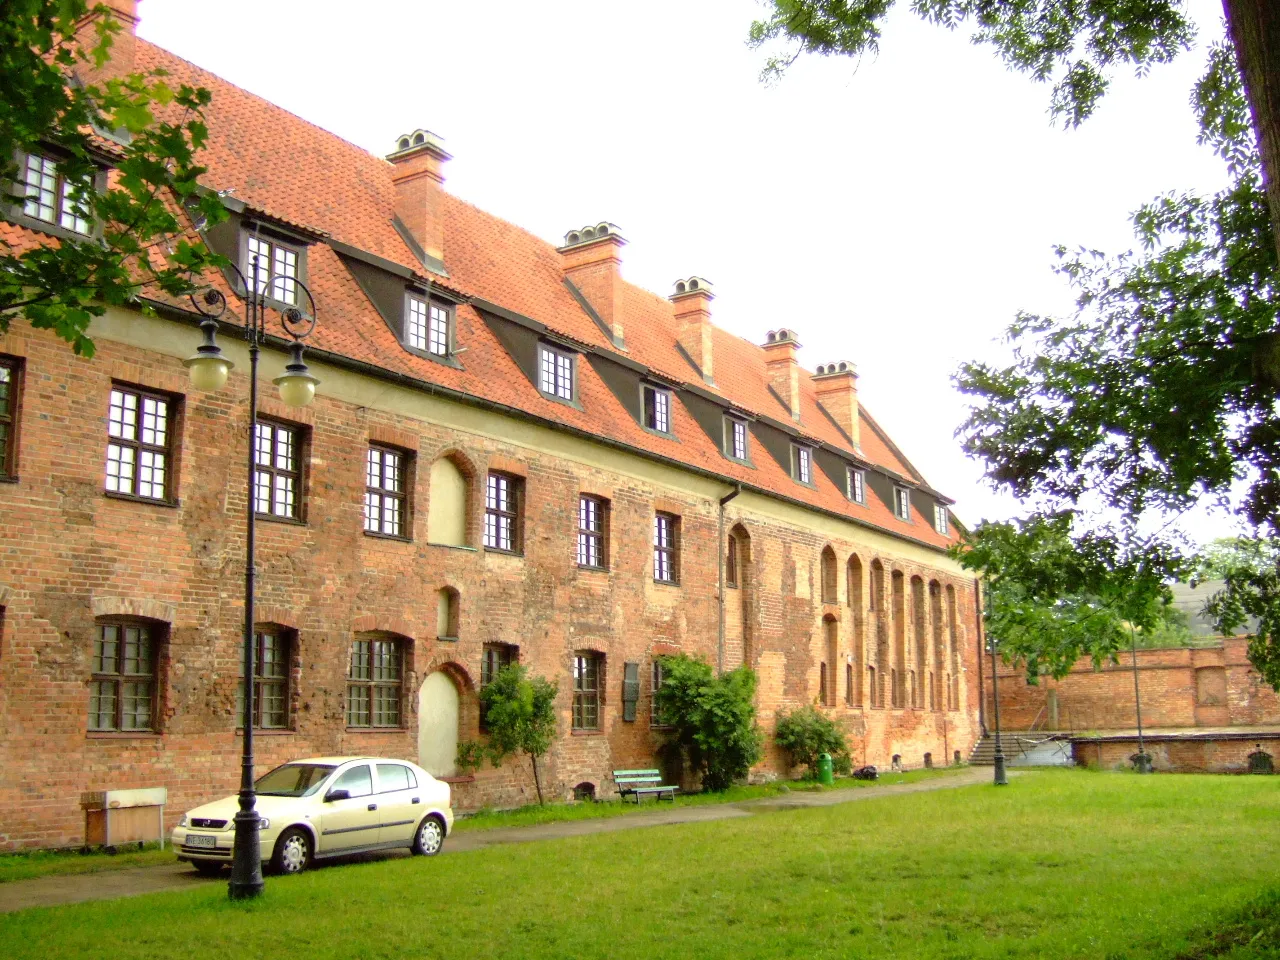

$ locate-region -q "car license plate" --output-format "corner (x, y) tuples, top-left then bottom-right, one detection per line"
(186, 834), (217, 848)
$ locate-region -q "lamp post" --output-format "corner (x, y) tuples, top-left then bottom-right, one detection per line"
(1129, 625), (1152, 774)
(988, 636), (1009, 786)
(186, 255), (319, 900)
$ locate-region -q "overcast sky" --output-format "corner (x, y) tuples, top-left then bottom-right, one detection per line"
(138, 0), (1238, 543)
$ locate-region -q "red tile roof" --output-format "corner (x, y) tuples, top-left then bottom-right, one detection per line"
(17, 36), (959, 553)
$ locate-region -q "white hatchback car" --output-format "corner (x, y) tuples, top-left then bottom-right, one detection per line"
(172, 757), (453, 875)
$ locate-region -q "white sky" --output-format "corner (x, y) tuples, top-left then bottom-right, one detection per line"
(137, 0), (1239, 544)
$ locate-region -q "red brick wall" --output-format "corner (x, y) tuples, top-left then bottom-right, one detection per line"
(1072, 735), (1280, 773)
(0, 326), (981, 849)
(984, 639), (1280, 733)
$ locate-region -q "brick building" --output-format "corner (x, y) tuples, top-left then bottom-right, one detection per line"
(0, 2), (982, 849)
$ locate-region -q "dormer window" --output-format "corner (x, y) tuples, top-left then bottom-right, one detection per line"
(642, 384), (672, 435)
(848, 468), (866, 504)
(245, 232), (300, 305)
(893, 486), (912, 521)
(406, 293), (452, 357)
(725, 416), (749, 462)
(934, 503), (950, 535)
(20, 151), (91, 234)
(538, 343), (575, 402)
(792, 444), (813, 485)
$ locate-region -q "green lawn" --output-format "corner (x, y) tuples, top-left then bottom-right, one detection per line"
(0, 844), (174, 884)
(454, 766), (961, 832)
(3, 770), (1279, 959)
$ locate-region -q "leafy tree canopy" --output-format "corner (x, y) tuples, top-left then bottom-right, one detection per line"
(478, 663), (558, 804)
(1197, 537), (1280, 686)
(1, 0), (227, 356)
(749, 0), (1194, 127)
(953, 514), (1186, 679)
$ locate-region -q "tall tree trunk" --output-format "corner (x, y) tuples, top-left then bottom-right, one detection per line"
(530, 752), (544, 805)
(1223, 0), (1280, 264)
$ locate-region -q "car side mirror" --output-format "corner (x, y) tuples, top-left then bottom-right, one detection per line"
(324, 789), (350, 803)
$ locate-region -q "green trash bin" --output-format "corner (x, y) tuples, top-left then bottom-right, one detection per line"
(817, 752), (834, 786)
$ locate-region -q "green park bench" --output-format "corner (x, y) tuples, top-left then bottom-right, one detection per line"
(612, 768), (679, 804)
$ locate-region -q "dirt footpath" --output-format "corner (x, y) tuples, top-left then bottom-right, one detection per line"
(0, 767), (993, 914)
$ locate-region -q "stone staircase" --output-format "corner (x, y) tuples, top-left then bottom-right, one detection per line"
(969, 731), (1073, 766)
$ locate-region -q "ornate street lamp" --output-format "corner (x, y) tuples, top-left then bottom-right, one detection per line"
(187, 254), (319, 900)
(988, 635), (1009, 786)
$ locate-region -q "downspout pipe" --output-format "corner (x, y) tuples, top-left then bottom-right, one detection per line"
(717, 484), (742, 676)
(974, 576), (987, 738)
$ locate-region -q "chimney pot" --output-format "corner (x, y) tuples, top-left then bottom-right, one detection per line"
(560, 222), (627, 348)
(670, 276), (715, 384)
(387, 129), (451, 273)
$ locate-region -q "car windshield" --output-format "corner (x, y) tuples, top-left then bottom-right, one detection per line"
(255, 763), (337, 797)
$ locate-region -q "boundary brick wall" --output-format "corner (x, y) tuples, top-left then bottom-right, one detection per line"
(984, 639), (1280, 732)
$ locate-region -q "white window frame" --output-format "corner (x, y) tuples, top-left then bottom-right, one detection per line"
(21, 151), (92, 234)
(642, 384), (672, 434)
(934, 503), (950, 535)
(848, 468), (866, 504)
(245, 232), (300, 306)
(538, 343), (575, 401)
(793, 444), (813, 485)
(893, 486), (912, 521)
(405, 293), (452, 358)
(725, 416), (748, 461)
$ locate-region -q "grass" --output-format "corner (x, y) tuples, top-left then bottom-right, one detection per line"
(4, 769), (1280, 958)
(453, 766), (962, 832)
(0, 844), (173, 884)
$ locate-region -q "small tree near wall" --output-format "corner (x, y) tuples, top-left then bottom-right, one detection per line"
(654, 654), (763, 792)
(479, 664), (558, 805)
(775, 705), (853, 778)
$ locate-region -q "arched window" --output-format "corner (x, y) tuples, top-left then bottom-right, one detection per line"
(848, 555), (864, 705)
(427, 454), (471, 546)
(824, 615), (839, 706)
(820, 546), (837, 604)
(891, 570), (905, 707)
(911, 576), (926, 709)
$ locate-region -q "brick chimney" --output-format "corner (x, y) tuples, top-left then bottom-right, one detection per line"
(560, 223), (626, 348)
(670, 276), (714, 384)
(762, 329), (802, 422)
(80, 0), (140, 78)
(386, 129), (451, 274)
(813, 361), (860, 449)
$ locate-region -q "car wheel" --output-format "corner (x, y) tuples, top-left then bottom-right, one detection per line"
(411, 815), (445, 856)
(192, 860), (224, 877)
(272, 828), (313, 875)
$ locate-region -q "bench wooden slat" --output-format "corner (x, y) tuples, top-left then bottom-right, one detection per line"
(612, 768), (678, 803)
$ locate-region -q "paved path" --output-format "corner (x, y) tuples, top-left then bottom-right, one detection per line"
(0, 768), (991, 914)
